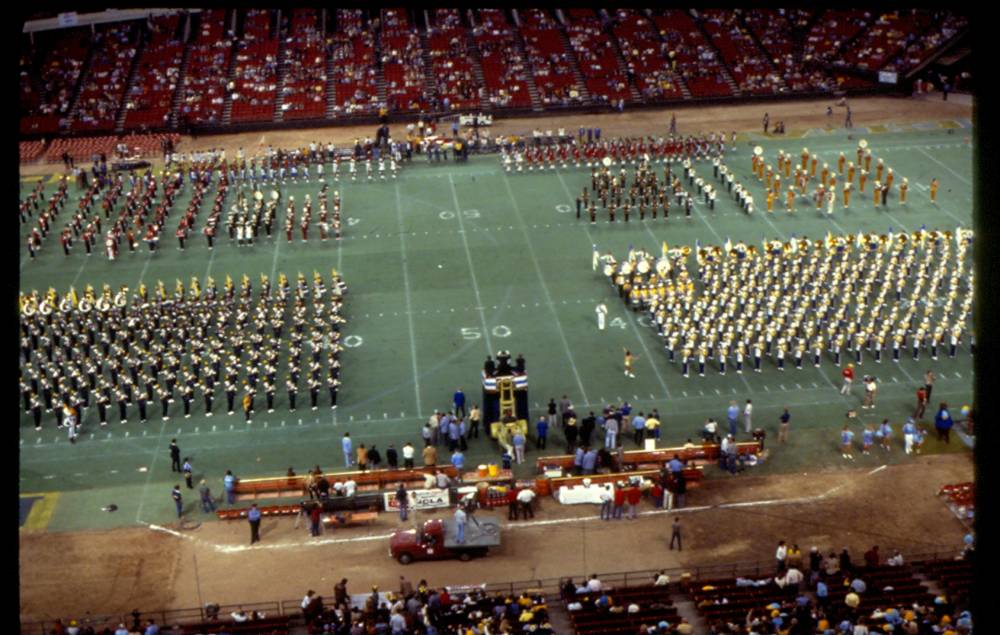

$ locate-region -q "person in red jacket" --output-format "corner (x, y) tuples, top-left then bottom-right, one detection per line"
(613, 484), (626, 520)
(840, 364), (855, 396)
(625, 484), (642, 519)
(914, 386), (928, 420)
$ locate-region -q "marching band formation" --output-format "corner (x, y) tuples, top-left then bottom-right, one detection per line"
(18, 270), (348, 433)
(601, 228), (974, 377)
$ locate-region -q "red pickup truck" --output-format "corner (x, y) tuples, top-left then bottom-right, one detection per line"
(389, 516), (501, 564)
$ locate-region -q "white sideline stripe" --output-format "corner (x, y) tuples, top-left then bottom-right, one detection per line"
(395, 184), (423, 418)
(141, 461), (895, 550)
(448, 174), (494, 354)
(503, 172), (590, 404)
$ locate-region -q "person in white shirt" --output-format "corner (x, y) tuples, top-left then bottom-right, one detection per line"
(743, 399), (753, 433)
(516, 487), (536, 518)
(596, 303), (608, 330)
(232, 607), (249, 622)
(344, 480), (357, 497)
(775, 541), (788, 572)
(586, 575), (602, 593)
(653, 571), (670, 586)
(887, 550), (904, 566)
(302, 591), (315, 611)
(402, 442), (416, 469)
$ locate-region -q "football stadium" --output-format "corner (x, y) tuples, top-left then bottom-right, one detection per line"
(18, 8), (983, 635)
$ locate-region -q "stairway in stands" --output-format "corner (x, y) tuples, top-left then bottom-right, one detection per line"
(602, 12), (642, 103)
(113, 24), (148, 133)
(554, 16), (592, 104)
(272, 12), (289, 122)
(643, 9), (692, 101)
(691, 10), (742, 97)
(509, 11), (544, 112)
(737, 11), (789, 93)
(220, 9), (244, 127)
(463, 10), (490, 113)
(64, 33), (99, 130)
(418, 31), (439, 111)
(168, 18), (194, 129)
(325, 45), (337, 118)
(373, 20), (388, 108)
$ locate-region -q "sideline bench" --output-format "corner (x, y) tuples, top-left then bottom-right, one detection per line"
(535, 441), (761, 475)
(231, 466), (459, 501)
(322, 510), (379, 528)
(181, 615), (290, 634)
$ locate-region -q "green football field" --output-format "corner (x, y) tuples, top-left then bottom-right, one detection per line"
(19, 121), (975, 532)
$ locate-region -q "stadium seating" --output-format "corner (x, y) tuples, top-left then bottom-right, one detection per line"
(426, 9), (481, 112)
(803, 10), (871, 64)
(650, 10), (732, 98)
(568, 584), (679, 635)
(230, 9), (280, 123)
(564, 9), (631, 104)
(178, 8), (232, 126)
(21, 27), (92, 135)
(381, 8), (430, 113)
(609, 9), (682, 102)
(281, 8), (327, 121)
(20, 141), (46, 163)
(698, 9), (781, 95)
(885, 11), (967, 74)
(74, 21), (140, 131)
(518, 9), (584, 107)
(330, 9), (380, 116)
(123, 14), (184, 130)
(919, 558), (972, 604)
(742, 9), (833, 93)
(838, 11), (933, 72)
(473, 9), (532, 109)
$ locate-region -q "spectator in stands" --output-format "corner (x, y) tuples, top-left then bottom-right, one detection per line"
(864, 544), (880, 567)
(775, 540), (788, 573)
(887, 549), (904, 566)
(586, 574), (602, 593)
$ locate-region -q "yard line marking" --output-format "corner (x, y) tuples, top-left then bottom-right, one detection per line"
(682, 391), (687, 397)
(35, 437), (41, 444)
(796, 383), (802, 389)
(892, 376), (899, 383)
(383, 413), (388, 419)
(124, 431), (129, 437)
(501, 173), (589, 404)
(780, 384), (787, 391)
(134, 419), (167, 523)
(555, 170), (670, 400)
(714, 388), (721, 395)
(954, 371), (962, 379)
(812, 382), (819, 388)
(649, 393), (656, 399)
(450, 174), (495, 354)
(763, 385), (770, 392)
(895, 361), (919, 384)
(194, 427), (199, 433)
(917, 147), (971, 186)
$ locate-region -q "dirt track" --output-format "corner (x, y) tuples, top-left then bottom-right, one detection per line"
(19, 93), (971, 178)
(20, 453), (972, 624)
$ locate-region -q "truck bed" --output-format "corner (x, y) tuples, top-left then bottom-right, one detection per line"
(442, 515), (501, 548)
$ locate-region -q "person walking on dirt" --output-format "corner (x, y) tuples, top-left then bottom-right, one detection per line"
(762, 112), (770, 134)
(248, 503), (262, 544)
(669, 517), (682, 550)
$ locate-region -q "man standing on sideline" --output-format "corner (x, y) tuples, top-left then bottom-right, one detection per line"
(170, 439), (181, 472)
(248, 503), (262, 544)
(183, 458), (194, 489)
(309, 503), (322, 537)
(840, 363), (855, 395)
(199, 480), (216, 513)
(396, 484), (409, 522)
(727, 401), (740, 437)
(536, 416), (548, 449)
(669, 517), (682, 550)
(224, 469), (237, 505)
(171, 485), (183, 518)
(512, 430), (527, 464)
(778, 408), (791, 443)
(743, 399), (753, 433)
(453, 505), (467, 544)
(386, 444), (399, 469)
(402, 441), (415, 468)
(762, 112), (770, 134)
(453, 388), (466, 418)
(341, 432), (353, 467)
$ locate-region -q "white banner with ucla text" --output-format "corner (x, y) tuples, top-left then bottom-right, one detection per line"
(383, 488), (451, 511)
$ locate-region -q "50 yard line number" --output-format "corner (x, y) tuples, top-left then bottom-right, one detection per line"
(461, 325), (511, 340)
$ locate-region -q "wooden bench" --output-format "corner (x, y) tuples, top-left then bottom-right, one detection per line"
(215, 504), (301, 520)
(536, 441), (761, 474)
(231, 466), (459, 501)
(322, 510), (378, 528)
